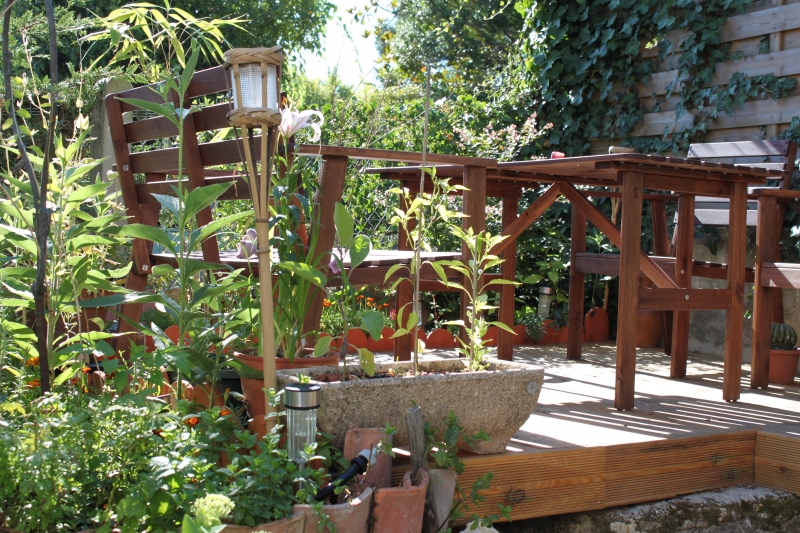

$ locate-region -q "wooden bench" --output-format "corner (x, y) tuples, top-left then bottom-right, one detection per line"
(105, 66), (496, 356)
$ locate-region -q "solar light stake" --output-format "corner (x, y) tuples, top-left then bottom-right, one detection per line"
(284, 383), (321, 466)
(537, 286), (554, 317)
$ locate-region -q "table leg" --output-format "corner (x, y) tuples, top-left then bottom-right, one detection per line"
(724, 182), (747, 402)
(497, 195), (518, 361)
(567, 205), (586, 360)
(751, 194), (778, 388)
(670, 194), (695, 378)
(616, 172), (644, 411)
(459, 166), (487, 347)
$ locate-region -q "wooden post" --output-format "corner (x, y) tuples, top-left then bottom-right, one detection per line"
(651, 199), (673, 356)
(459, 166), (487, 347)
(670, 194), (695, 378)
(752, 194), (778, 389)
(302, 155), (349, 336)
(615, 172), (644, 411)
(724, 181), (748, 402)
(567, 205), (586, 360)
(497, 195), (519, 361)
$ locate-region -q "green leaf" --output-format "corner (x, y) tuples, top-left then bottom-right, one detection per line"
(194, 210), (253, 247)
(276, 261), (327, 287)
(65, 182), (109, 204)
(348, 235), (371, 270)
(53, 363), (81, 386)
(116, 98), (177, 126)
(118, 224), (175, 253)
(359, 310), (384, 340)
(152, 264), (176, 276)
(184, 182), (233, 222)
(181, 515), (202, 533)
(334, 202), (354, 246)
(488, 321), (517, 334)
(314, 335), (335, 357)
(383, 263), (408, 284)
(407, 311), (419, 332)
(358, 348), (375, 377)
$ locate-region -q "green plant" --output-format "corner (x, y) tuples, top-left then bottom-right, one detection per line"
(424, 412), (511, 531)
(385, 173), (465, 373)
(183, 494), (233, 533)
(313, 202), (383, 376)
(771, 322), (798, 350)
(520, 311), (546, 343)
(433, 227), (518, 371)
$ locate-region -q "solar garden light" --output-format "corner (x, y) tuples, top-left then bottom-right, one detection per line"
(537, 286), (554, 317)
(284, 383), (321, 466)
(224, 46), (283, 428)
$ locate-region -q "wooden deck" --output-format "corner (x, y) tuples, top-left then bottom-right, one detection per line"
(379, 344), (800, 523)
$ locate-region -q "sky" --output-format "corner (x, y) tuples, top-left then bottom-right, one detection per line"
(298, 0), (383, 87)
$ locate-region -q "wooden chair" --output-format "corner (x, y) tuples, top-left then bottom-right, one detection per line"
(667, 140), (797, 380)
(105, 66), (491, 356)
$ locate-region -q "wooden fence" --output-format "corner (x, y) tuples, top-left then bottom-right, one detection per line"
(590, 0), (800, 154)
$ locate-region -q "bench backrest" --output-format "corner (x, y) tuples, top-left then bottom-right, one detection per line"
(105, 66), (259, 269)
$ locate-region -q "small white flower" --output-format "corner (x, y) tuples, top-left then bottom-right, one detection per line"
(278, 108), (324, 141)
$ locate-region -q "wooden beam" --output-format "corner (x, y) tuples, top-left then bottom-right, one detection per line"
(561, 183), (679, 289)
(639, 288), (731, 310)
(615, 172), (644, 411)
(752, 194), (779, 388)
(671, 194), (695, 379)
(651, 200), (673, 356)
(567, 206), (587, 361)
(302, 156), (349, 339)
(497, 197), (519, 361)
(724, 182), (748, 402)
(490, 184), (562, 257)
(460, 166), (488, 347)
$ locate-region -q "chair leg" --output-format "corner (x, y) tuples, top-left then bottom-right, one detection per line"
(651, 199), (673, 355)
(115, 271), (149, 358)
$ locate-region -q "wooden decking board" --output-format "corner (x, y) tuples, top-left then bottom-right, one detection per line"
(375, 345), (800, 524)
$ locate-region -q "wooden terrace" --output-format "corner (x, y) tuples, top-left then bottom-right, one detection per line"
(380, 344), (800, 524)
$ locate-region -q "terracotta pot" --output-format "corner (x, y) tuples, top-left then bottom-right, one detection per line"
(294, 487), (373, 533)
(770, 349), (800, 384)
(371, 470), (428, 533)
(512, 324), (530, 345)
(636, 310), (663, 348)
(236, 352), (340, 372)
(241, 377), (267, 416)
(538, 320), (568, 344)
(378, 327), (395, 351)
(584, 307), (610, 342)
(221, 511), (305, 533)
(426, 328), (456, 349)
(345, 328), (369, 353)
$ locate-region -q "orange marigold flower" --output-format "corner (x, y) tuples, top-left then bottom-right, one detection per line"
(81, 366), (92, 374)
(356, 295), (365, 300)
(323, 299), (332, 308)
(220, 408), (232, 416)
(25, 357), (39, 367)
(184, 417), (200, 427)
(26, 379), (40, 388)
(152, 428), (164, 438)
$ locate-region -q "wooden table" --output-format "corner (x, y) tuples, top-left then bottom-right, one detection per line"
(369, 154), (780, 410)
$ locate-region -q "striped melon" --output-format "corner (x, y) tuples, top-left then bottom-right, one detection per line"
(771, 322), (798, 350)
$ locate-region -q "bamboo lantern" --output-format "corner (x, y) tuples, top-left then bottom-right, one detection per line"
(223, 46), (283, 427)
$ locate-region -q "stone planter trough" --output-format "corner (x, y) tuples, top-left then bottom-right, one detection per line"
(277, 358), (544, 455)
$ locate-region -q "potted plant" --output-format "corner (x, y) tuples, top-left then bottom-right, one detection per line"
(769, 322), (800, 384)
(278, 215), (545, 455)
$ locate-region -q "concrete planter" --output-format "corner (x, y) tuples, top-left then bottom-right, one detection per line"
(277, 359), (544, 455)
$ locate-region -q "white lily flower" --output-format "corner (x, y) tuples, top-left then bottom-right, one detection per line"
(278, 108), (324, 141)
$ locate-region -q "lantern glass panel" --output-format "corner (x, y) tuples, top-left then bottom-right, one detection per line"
(230, 64), (278, 110)
(286, 407), (317, 464)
